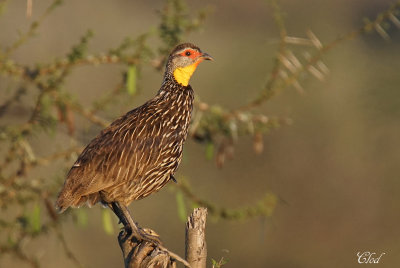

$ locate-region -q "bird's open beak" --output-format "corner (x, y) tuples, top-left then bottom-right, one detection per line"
(200, 52), (213, 61)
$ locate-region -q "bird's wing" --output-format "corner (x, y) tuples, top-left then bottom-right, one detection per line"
(57, 104), (178, 204)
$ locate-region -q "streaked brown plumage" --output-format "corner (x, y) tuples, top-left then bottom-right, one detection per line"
(56, 43), (212, 242)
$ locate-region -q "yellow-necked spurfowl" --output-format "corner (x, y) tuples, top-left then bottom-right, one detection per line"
(56, 43), (212, 243)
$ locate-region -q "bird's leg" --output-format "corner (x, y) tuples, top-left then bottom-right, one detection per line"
(170, 174), (177, 183)
(110, 202), (161, 245)
(111, 202), (191, 267)
(110, 203), (134, 232)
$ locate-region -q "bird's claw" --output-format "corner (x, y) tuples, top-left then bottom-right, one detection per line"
(121, 225), (162, 246)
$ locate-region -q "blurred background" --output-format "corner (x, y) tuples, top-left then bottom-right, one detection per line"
(1, 0), (400, 267)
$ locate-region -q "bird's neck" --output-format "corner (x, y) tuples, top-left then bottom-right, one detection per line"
(155, 77), (195, 138)
(172, 62), (200, 86)
(157, 76), (194, 105)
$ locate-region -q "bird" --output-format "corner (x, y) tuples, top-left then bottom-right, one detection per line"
(55, 43), (212, 243)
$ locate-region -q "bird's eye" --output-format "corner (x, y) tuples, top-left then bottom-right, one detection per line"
(185, 51), (191, 56)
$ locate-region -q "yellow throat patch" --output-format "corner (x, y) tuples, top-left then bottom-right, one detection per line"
(173, 63), (199, 86)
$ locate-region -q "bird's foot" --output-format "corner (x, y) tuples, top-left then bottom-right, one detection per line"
(118, 224), (191, 267)
(121, 224), (162, 246)
(137, 226), (162, 245)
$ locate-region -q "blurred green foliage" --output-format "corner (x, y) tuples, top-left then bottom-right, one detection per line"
(0, 0), (400, 267)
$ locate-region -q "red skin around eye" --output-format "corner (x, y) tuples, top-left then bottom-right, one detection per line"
(180, 49), (201, 60)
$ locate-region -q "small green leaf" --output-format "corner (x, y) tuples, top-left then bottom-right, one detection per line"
(7, 234), (16, 247)
(176, 190), (187, 222)
(205, 142), (214, 160)
(102, 209), (114, 235)
(76, 209), (88, 227)
(0, 1), (8, 16)
(261, 192), (278, 216)
(126, 65), (137, 95)
(29, 203), (41, 233)
(211, 257), (228, 268)
(191, 201), (200, 209)
(220, 258), (228, 266)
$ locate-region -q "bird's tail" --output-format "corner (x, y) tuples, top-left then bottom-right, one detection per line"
(55, 191), (101, 213)
(55, 191), (71, 213)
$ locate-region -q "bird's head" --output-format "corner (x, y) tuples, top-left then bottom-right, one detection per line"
(165, 43), (213, 87)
